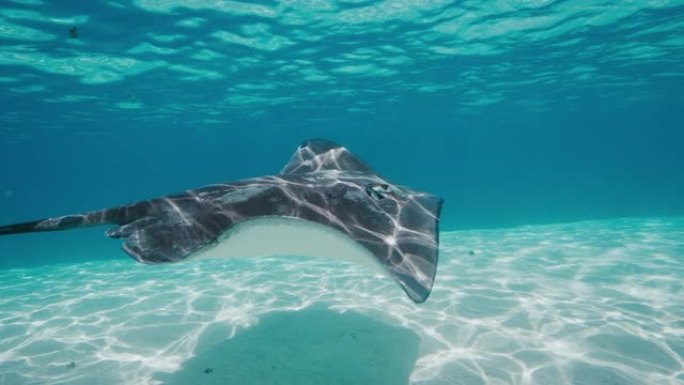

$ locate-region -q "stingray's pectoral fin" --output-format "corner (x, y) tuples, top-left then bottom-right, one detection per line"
(105, 215), (218, 264)
(371, 193), (443, 304)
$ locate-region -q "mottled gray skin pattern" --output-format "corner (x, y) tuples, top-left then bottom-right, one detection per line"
(0, 140), (443, 303)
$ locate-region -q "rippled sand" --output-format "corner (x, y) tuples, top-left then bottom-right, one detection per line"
(1, 217), (682, 385)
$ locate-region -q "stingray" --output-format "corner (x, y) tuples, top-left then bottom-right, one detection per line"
(0, 140), (443, 303)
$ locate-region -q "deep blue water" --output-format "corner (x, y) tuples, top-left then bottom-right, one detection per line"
(0, 2), (683, 385)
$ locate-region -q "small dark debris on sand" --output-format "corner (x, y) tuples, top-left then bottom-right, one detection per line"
(203, 368), (213, 374)
(69, 27), (78, 39)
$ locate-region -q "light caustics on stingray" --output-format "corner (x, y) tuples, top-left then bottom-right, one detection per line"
(0, 139), (443, 303)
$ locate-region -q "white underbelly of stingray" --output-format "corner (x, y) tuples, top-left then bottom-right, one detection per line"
(188, 216), (388, 276)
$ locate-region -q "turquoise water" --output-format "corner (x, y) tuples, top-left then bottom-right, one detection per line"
(1, 1), (683, 384)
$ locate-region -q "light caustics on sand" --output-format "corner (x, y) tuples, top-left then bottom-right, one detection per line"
(0, 217), (682, 385)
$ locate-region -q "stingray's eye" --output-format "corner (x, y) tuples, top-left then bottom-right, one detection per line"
(366, 183), (392, 200)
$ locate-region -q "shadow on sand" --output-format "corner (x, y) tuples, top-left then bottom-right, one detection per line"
(156, 306), (420, 385)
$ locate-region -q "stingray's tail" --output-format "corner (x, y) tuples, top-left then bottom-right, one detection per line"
(0, 219), (50, 235)
(0, 211), (111, 236)
(0, 204), (147, 236)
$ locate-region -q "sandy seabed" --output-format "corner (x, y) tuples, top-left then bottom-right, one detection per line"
(1, 217), (683, 385)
